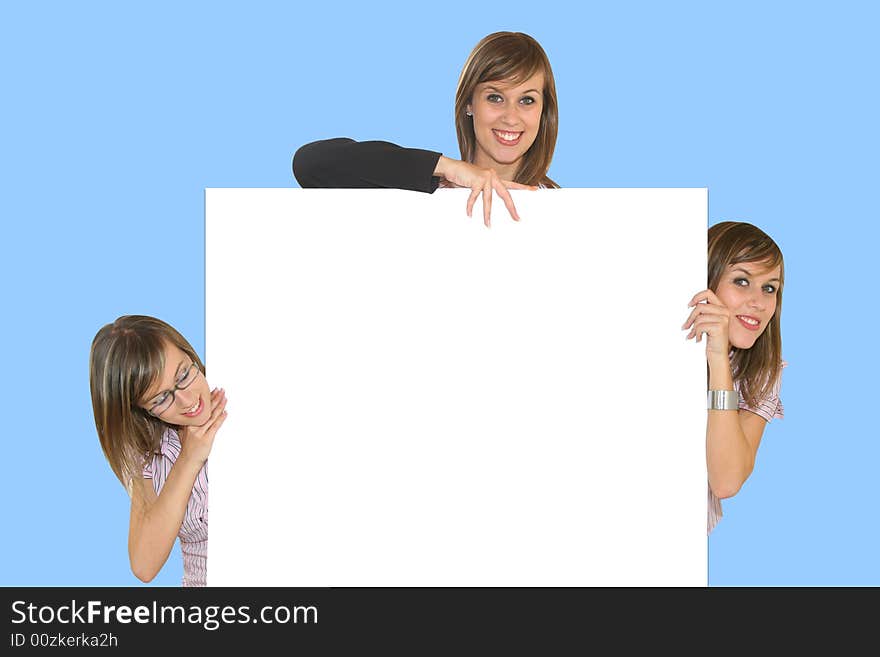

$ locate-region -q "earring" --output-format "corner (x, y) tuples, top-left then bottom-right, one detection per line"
(465, 110), (472, 117)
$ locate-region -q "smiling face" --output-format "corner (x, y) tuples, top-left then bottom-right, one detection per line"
(466, 72), (544, 180)
(140, 341), (212, 426)
(714, 261), (782, 349)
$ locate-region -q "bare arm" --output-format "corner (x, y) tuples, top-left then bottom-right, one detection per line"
(705, 351), (768, 498)
(683, 290), (766, 499)
(128, 456), (204, 582)
(128, 388), (227, 582)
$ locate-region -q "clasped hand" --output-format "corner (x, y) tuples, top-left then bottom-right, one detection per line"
(179, 387), (228, 466)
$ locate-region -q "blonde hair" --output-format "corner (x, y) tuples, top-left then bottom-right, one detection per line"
(708, 222), (784, 406)
(89, 315), (204, 490)
(454, 32), (559, 188)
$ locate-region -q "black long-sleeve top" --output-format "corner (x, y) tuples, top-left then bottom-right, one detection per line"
(292, 138), (443, 193)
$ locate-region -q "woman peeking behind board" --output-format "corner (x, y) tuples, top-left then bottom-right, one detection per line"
(682, 222), (786, 534)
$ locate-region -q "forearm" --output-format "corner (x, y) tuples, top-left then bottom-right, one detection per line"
(129, 456), (204, 582)
(705, 354), (752, 498)
(292, 138), (442, 192)
(432, 155), (459, 180)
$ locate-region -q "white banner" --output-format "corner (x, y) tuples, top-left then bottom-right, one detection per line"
(206, 188), (707, 586)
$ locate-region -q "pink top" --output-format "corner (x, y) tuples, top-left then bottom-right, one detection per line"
(142, 428), (209, 586)
(707, 367), (785, 535)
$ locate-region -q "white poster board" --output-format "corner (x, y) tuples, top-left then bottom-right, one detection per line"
(205, 188), (707, 586)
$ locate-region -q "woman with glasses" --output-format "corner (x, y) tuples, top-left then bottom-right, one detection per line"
(292, 31), (559, 227)
(89, 315), (228, 586)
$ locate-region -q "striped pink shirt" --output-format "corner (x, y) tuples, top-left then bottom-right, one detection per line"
(142, 428), (209, 586)
(707, 366), (785, 535)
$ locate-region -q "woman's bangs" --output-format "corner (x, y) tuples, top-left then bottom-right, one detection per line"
(116, 333), (167, 405)
(480, 44), (543, 86)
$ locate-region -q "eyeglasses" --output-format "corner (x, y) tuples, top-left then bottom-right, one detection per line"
(146, 361), (201, 417)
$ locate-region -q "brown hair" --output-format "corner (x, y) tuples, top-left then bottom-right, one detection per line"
(454, 31), (559, 188)
(708, 221), (784, 407)
(89, 315), (205, 490)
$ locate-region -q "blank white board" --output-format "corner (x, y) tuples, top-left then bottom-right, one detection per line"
(205, 188), (707, 586)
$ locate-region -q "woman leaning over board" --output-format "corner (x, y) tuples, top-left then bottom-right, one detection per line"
(293, 31), (559, 227)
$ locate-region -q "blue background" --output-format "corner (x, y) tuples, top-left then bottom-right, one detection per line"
(2, 1), (877, 586)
